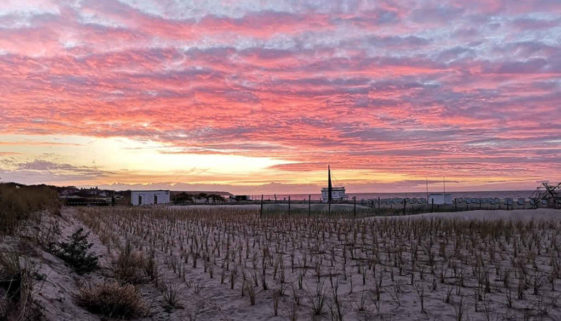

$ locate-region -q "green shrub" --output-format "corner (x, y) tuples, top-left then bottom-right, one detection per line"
(54, 228), (99, 274)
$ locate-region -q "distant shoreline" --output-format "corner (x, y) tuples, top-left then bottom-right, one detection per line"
(249, 190), (536, 201)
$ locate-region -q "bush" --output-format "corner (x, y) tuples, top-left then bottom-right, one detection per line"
(54, 228), (99, 274)
(0, 183), (60, 235)
(162, 283), (183, 312)
(76, 281), (147, 319)
(114, 241), (149, 284)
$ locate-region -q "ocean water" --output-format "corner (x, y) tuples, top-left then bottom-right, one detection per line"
(254, 190), (536, 201)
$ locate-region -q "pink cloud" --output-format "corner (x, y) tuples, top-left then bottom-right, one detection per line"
(0, 0), (560, 190)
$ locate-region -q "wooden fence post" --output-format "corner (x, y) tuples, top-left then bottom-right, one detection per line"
(403, 198), (407, 215)
(308, 195), (311, 216)
(431, 198), (434, 212)
(353, 196), (357, 217)
(288, 196), (291, 215)
(260, 194), (263, 217)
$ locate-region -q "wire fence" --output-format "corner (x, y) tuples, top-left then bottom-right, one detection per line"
(253, 195), (557, 217)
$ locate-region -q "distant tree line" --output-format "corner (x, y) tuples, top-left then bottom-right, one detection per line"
(173, 192), (226, 204)
(531, 182), (561, 209)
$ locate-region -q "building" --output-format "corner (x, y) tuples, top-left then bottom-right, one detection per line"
(320, 165), (347, 202)
(130, 190), (170, 206)
(428, 193), (453, 205)
(321, 187), (347, 202)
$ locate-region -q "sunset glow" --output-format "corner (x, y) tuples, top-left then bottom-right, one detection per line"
(1, 0), (560, 193)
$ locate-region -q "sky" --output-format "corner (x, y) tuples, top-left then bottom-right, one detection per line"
(0, 0), (560, 194)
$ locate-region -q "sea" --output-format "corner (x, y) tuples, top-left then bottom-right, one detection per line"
(253, 190), (536, 201)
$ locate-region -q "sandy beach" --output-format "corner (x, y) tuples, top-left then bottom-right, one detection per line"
(15, 206), (559, 321)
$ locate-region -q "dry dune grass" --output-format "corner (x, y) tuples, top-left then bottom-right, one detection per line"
(0, 183), (60, 235)
(0, 183), (60, 320)
(73, 206), (561, 320)
(113, 241), (152, 284)
(0, 251), (35, 321)
(76, 281), (147, 319)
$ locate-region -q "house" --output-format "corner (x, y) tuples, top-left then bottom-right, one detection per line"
(428, 193), (453, 205)
(130, 190), (170, 206)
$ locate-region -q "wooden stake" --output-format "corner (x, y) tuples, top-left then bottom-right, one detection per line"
(353, 196), (357, 217)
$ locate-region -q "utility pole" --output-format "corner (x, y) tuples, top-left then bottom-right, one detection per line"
(328, 165), (332, 215)
(353, 196), (356, 217)
(426, 178), (429, 205)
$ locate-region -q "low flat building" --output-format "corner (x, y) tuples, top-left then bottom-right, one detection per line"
(130, 190), (170, 206)
(321, 187), (347, 202)
(428, 193), (453, 205)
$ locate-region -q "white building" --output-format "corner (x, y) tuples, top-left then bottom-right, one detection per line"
(130, 190), (171, 206)
(321, 187), (347, 202)
(428, 193), (453, 205)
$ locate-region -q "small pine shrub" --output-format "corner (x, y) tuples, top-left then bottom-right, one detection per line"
(55, 228), (99, 274)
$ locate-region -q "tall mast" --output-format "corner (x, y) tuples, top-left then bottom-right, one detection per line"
(328, 165), (333, 203)
(426, 178), (429, 204)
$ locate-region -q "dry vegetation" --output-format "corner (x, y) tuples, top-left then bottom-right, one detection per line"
(74, 207), (561, 320)
(76, 281), (147, 319)
(0, 183), (60, 235)
(0, 252), (35, 321)
(0, 183), (61, 321)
